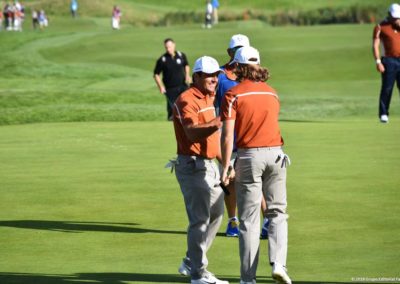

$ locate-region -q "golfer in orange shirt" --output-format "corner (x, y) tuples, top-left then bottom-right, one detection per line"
(173, 56), (229, 284)
(220, 46), (292, 284)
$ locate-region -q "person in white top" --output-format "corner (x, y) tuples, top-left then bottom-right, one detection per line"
(204, 0), (213, 29)
(13, 1), (23, 32)
(112, 5), (121, 30)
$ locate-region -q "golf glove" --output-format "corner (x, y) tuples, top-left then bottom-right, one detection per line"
(165, 157), (178, 173)
(275, 153), (291, 168)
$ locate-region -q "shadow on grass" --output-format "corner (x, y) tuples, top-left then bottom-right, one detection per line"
(0, 220), (186, 235)
(0, 272), (188, 284)
(0, 272), (355, 284)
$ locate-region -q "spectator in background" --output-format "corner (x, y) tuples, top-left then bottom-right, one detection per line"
(3, 2), (8, 29)
(112, 5), (121, 30)
(14, 0), (20, 11)
(0, 7), (3, 31)
(13, 4), (21, 31)
(32, 8), (38, 29)
(204, 0), (212, 29)
(13, 1), (23, 31)
(211, 0), (219, 25)
(373, 3), (400, 123)
(153, 38), (191, 120)
(5, 2), (14, 31)
(19, 1), (24, 28)
(38, 9), (48, 29)
(70, 0), (78, 18)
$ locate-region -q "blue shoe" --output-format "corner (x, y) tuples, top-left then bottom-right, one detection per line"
(225, 217), (239, 237)
(260, 219), (269, 239)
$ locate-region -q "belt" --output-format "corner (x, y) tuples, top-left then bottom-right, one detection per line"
(177, 154), (214, 162)
(164, 155), (214, 173)
(238, 146), (282, 151)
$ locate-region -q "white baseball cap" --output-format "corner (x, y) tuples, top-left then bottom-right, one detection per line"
(389, 3), (400, 18)
(192, 56), (221, 74)
(233, 46), (260, 65)
(229, 34), (250, 49)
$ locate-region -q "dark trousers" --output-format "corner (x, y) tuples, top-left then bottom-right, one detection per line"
(379, 57), (400, 116)
(165, 85), (187, 120)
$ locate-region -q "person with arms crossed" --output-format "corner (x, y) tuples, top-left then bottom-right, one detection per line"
(373, 3), (400, 123)
(173, 56), (228, 284)
(216, 34), (270, 239)
(220, 46), (292, 284)
(154, 38), (191, 120)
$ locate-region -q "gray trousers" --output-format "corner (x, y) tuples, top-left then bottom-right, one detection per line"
(175, 155), (225, 279)
(235, 147), (288, 282)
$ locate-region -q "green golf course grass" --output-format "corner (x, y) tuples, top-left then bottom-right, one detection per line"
(25, 0), (393, 20)
(0, 18), (391, 124)
(1, 4), (400, 283)
(0, 120), (399, 283)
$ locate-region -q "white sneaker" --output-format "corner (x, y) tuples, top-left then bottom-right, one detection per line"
(178, 258), (191, 276)
(191, 273), (229, 284)
(380, 115), (389, 123)
(240, 280), (256, 284)
(272, 263), (292, 284)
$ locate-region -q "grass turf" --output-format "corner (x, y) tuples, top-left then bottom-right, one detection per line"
(0, 120), (399, 283)
(0, 7), (400, 284)
(0, 18), (396, 124)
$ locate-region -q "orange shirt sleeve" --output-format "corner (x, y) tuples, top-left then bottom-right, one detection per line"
(176, 98), (198, 127)
(373, 24), (381, 39)
(221, 90), (236, 121)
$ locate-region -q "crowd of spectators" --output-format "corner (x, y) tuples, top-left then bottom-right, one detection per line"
(1, 1), (25, 31)
(1, 1), (49, 32)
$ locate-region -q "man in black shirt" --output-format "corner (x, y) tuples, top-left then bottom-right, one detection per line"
(154, 38), (191, 120)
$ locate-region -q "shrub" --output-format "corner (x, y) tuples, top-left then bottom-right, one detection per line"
(157, 5), (386, 26)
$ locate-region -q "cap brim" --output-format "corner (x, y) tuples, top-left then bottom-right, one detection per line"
(229, 60), (238, 65)
(194, 69), (222, 74)
(203, 69), (222, 74)
(392, 12), (400, 18)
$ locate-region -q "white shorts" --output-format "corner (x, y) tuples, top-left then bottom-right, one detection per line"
(112, 18), (120, 29)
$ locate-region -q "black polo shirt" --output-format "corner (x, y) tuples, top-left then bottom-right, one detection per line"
(154, 51), (189, 89)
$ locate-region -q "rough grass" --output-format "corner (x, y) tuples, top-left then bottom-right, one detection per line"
(26, 0), (394, 15)
(21, 0), (393, 26)
(0, 19), (393, 124)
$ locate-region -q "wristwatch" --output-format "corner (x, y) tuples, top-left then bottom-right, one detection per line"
(376, 59), (382, 65)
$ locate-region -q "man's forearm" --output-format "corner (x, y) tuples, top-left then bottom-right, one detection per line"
(185, 120), (220, 142)
(185, 65), (190, 77)
(221, 137), (233, 169)
(221, 121), (234, 168)
(153, 74), (164, 92)
(184, 65), (191, 84)
(373, 36), (381, 61)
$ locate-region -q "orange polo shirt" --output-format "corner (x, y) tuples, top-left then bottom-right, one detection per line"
(173, 87), (220, 159)
(221, 79), (283, 148)
(374, 20), (400, 57)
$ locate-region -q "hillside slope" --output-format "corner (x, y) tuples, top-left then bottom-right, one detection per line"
(24, 0), (392, 26)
